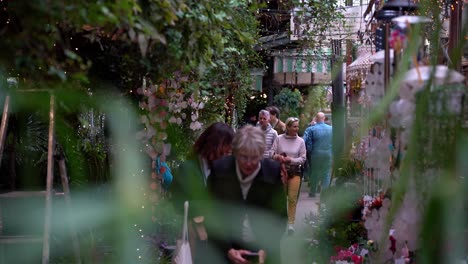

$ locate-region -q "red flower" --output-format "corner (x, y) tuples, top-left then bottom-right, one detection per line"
(159, 110), (167, 117)
(351, 255), (363, 264)
(389, 235), (396, 255)
(334, 246), (346, 252)
(371, 197), (382, 209)
(331, 243), (370, 264)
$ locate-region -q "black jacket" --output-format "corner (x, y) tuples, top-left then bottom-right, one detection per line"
(171, 156), (209, 218)
(205, 156), (287, 264)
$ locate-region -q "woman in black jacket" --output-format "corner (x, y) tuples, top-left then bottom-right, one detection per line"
(206, 125), (287, 264)
(171, 122), (234, 263)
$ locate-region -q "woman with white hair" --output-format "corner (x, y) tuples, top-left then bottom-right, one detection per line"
(206, 125), (287, 264)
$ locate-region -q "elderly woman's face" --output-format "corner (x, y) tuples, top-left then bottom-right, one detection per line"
(236, 151), (262, 176)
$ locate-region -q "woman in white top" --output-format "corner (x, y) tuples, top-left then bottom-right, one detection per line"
(270, 117), (307, 234)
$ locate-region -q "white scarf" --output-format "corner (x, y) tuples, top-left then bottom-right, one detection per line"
(235, 160), (261, 243)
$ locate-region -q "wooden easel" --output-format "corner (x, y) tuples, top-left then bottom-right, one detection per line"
(0, 91), (81, 264)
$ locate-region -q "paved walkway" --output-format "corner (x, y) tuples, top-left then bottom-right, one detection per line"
(280, 180), (320, 264)
(294, 181), (320, 230)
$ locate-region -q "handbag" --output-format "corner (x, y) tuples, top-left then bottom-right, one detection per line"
(173, 201), (193, 264)
(186, 215), (208, 262)
(285, 164), (302, 177)
(279, 163), (288, 185)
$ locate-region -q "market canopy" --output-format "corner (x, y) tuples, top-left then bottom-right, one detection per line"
(346, 46), (374, 80)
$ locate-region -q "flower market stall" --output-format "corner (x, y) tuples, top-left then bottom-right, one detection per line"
(346, 46), (374, 119)
(337, 5), (468, 263)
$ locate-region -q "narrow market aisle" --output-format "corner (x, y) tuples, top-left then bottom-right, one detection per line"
(280, 181), (320, 264)
(294, 182), (320, 230)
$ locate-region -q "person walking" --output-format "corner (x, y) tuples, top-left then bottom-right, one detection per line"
(205, 125), (287, 264)
(257, 109), (278, 159)
(266, 106), (286, 135)
(270, 117), (307, 234)
(172, 122), (235, 204)
(303, 112), (333, 197)
(171, 122), (234, 263)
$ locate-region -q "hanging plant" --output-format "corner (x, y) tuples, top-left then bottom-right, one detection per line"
(136, 77), (206, 160)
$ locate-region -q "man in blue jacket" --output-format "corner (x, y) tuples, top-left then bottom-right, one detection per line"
(303, 112), (333, 197)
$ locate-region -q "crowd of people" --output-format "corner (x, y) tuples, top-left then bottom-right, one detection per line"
(170, 107), (333, 264)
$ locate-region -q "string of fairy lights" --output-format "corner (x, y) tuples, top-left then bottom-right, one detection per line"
(135, 166), (149, 261)
(1, 0), (465, 262)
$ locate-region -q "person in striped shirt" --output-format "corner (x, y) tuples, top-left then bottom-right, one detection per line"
(257, 109), (278, 159)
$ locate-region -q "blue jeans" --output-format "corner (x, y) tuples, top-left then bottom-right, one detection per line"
(308, 156), (331, 194)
